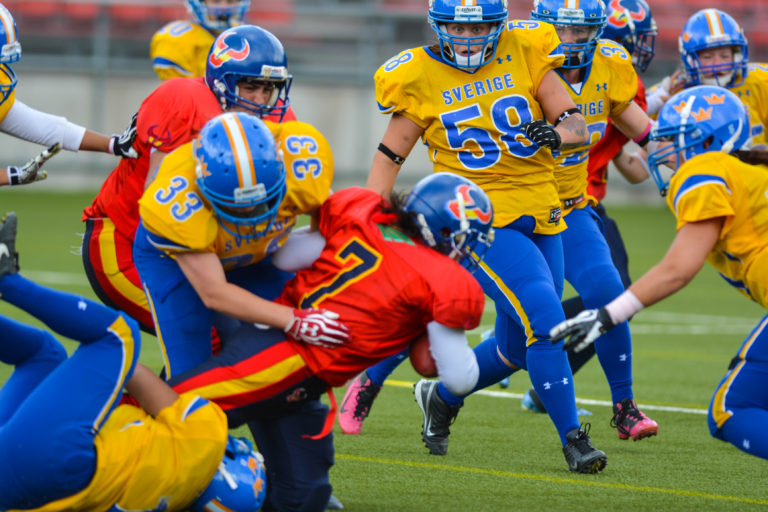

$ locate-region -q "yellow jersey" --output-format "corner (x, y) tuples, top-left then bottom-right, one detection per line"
(0, 69), (16, 121)
(150, 20), (214, 81)
(554, 39), (638, 213)
(375, 20), (566, 234)
(139, 120), (334, 270)
(730, 63), (768, 150)
(10, 394), (227, 512)
(667, 151), (768, 307)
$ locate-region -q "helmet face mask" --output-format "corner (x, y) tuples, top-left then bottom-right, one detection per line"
(405, 172), (495, 270)
(186, 0), (250, 33)
(206, 25), (293, 120)
(192, 436), (267, 512)
(679, 8), (749, 88)
(427, 0), (508, 72)
(194, 112), (286, 242)
(531, 0), (607, 69)
(647, 85), (752, 196)
(603, 0), (656, 72)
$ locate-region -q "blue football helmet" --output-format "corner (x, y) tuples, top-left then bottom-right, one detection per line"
(0, 3), (20, 105)
(206, 25), (293, 120)
(192, 436), (267, 512)
(186, 0), (250, 33)
(194, 112), (286, 241)
(427, 0), (508, 72)
(602, 0), (656, 72)
(531, 0), (607, 69)
(679, 9), (748, 88)
(647, 85), (751, 196)
(404, 172), (495, 269)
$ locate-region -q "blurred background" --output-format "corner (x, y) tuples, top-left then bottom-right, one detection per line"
(3, 0), (768, 201)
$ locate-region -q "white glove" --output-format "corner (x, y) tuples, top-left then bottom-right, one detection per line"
(284, 308), (350, 348)
(6, 143), (61, 186)
(549, 308), (615, 353)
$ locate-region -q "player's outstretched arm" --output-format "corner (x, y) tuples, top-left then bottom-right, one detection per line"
(0, 143), (60, 186)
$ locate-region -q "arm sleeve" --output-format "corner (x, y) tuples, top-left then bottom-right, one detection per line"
(0, 100), (86, 151)
(271, 226), (326, 272)
(427, 320), (479, 396)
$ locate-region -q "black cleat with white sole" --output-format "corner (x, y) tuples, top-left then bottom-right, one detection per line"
(414, 379), (462, 456)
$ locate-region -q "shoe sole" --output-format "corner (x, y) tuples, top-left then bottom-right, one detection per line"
(618, 425), (659, 441)
(576, 456), (607, 474)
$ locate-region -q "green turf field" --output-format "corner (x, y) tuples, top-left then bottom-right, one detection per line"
(1, 189), (766, 511)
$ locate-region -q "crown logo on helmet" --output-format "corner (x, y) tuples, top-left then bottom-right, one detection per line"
(704, 93), (726, 105)
(691, 107), (713, 122)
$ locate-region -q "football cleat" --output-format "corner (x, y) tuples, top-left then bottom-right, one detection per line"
(338, 371), (382, 435)
(414, 379), (461, 456)
(0, 211), (19, 280)
(562, 424), (607, 474)
(611, 398), (659, 441)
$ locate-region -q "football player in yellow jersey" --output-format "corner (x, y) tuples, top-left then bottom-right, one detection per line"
(552, 85), (768, 462)
(341, 0), (609, 474)
(0, 212), (266, 512)
(151, 0), (250, 80)
(648, 9), (768, 149)
(135, 112), (345, 379)
(530, 0), (659, 441)
(0, 2), (138, 176)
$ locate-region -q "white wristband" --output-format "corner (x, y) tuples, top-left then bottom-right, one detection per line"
(604, 290), (644, 325)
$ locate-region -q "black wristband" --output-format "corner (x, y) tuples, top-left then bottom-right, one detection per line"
(635, 132), (650, 148)
(378, 143), (405, 165)
(555, 107), (581, 127)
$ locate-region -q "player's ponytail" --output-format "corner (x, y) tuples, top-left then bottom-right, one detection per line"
(733, 149), (768, 166)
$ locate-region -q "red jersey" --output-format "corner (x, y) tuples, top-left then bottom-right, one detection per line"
(83, 77), (297, 240)
(277, 188), (485, 387)
(586, 76), (647, 202)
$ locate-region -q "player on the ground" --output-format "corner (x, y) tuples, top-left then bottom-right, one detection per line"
(0, 211), (266, 512)
(551, 85), (768, 462)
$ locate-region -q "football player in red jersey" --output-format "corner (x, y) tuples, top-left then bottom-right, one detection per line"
(82, 25), (296, 334)
(168, 171), (493, 512)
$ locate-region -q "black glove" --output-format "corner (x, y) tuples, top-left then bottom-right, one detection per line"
(6, 143), (61, 186)
(549, 308), (615, 353)
(109, 112), (138, 159)
(521, 119), (561, 150)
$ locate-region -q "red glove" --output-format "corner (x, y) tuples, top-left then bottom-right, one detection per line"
(285, 308), (350, 348)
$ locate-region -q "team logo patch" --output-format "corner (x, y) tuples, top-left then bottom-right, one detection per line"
(549, 206), (562, 225)
(147, 124), (172, 148)
(209, 37), (251, 67)
(447, 184), (492, 224)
